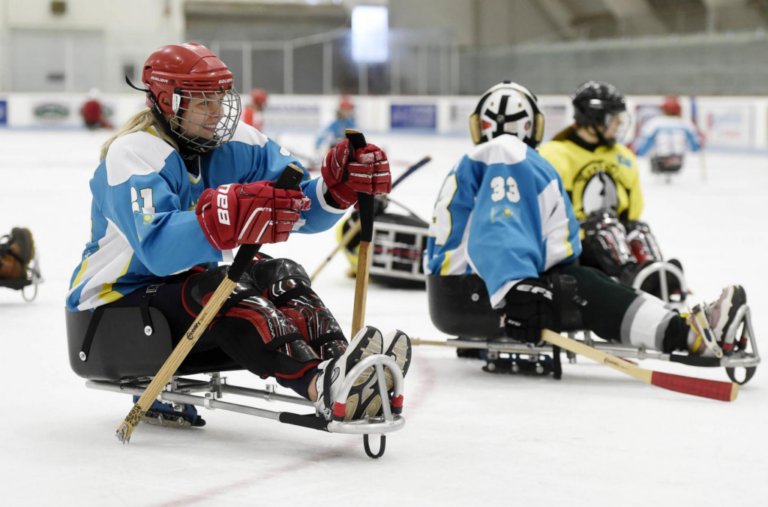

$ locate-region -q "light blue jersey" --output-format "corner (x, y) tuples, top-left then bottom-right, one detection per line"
(635, 116), (701, 158)
(67, 122), (346, 311)
(425, 135), (582, 308)
(315, 117), (356, 149)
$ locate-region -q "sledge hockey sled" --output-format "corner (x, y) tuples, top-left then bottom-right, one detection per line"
(0, 249), (42, 302)
(66, 306), (405, 459)
(628, 260), (688, 310)
(425, 275), (759, 385)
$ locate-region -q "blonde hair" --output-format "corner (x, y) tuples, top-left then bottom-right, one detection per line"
(100, 109), (178, 162)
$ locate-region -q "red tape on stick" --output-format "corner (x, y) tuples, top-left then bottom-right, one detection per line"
(651, 371), (736, 402)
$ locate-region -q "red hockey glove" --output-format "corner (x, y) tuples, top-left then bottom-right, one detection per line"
(196, 181), (310, 250)
(321, 139), (391, 209)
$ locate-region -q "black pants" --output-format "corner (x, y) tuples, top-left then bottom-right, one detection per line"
(107, 259), (345, 398)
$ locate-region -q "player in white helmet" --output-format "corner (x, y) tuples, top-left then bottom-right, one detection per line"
(425, 81), (747, 367)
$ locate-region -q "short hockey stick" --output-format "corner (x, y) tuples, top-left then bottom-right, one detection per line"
(411, 333), (738, 402)
(309, 155), (431, 281)
(541, 330), (738, 402)
(116, 164), (306, 443)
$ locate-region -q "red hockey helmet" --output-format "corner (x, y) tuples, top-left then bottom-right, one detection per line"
(250, 88), (268, 108)
(140, 42), (241, 155)
(661, 96), (681, 116)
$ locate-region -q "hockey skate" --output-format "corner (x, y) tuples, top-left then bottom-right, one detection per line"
(0, 227), (43, 302)
(352, 329), (412, 417)
(688, 285), (747, 366)
(314, 326), (384, 421)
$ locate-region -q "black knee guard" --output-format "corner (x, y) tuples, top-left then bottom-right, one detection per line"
(625, 220), (663, 264)
(249, 258), (347, 360)
(184, 267), (320, 380)
(581, 210), (636, 277)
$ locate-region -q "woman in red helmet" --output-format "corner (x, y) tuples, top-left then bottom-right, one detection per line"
(242, 88), (268, 132)
(66, 43), (411, 422)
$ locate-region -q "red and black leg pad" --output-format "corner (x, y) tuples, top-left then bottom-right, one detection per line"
(249, 258), (348, 360)
(183, 266), (321, 396)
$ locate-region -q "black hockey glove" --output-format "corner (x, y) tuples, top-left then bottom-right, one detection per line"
(504, 278), (554, 344)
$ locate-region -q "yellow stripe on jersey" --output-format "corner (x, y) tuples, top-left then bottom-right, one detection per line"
(97, 255), (134, 304)
(440, 250), (453, 276)
(71, 258), (89, 289)
(564, 223), (573, 258)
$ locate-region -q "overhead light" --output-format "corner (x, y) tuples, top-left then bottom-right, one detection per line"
(351, 6), (388, 64)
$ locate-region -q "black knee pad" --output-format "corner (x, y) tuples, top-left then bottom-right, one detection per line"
(188, 266), (230, 306)
(581, 211), (635, 277)
(249, 258), (311, 290)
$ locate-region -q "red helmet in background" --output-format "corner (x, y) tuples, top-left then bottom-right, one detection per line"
(139, 42), (241, 155)
(661, 96), (681, 116)
(339, 95), (354, 111)
(250, 88), (268, 108)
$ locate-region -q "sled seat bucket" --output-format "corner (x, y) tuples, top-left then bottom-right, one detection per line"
(426, 275), (505, 339)
(66, 307), (242, 382)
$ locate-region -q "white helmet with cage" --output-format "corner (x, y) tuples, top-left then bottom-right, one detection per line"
(469, 81), (545, 148)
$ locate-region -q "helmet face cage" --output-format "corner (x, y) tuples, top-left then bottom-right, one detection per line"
(168, 88), (242, 155)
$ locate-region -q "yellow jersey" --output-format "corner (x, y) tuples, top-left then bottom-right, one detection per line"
(539, 130), (643, 223)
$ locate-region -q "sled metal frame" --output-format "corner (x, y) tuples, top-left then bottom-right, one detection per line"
(450, 305), (759, 384)
(87, 354), (405, 458)
(630, 261), (688, 307)
(0, 250), (43, 302)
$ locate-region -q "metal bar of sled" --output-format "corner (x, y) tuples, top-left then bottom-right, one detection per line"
(221, 384), (314, 407)
(87, 355), (406, 435)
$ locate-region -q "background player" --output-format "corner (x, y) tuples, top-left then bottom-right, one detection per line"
(316, 95), (356, 154)
(242, 87), (268, 132)
(425, 81), (745, 360)
(66, 43), (409, 422)
(633, 95), (702, 177)
(0, 227), (35, 282)
(538, 81), (682, 299)
(81, 88), (113, 130)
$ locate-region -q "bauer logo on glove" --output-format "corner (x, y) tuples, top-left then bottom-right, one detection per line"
(196, 181), (310, 250)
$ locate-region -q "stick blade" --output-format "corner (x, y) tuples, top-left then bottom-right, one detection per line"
(651, 371), (738, 402)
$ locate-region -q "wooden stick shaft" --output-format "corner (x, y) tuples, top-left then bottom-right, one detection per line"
(117, 278), (237, 441)
(310, 218), (362, 281)
(351, 240), (372, 337)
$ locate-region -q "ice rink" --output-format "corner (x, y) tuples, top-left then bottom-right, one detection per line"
(1, 129), (766, 506)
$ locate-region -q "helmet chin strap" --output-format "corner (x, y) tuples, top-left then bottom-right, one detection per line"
(593, 125), (616, 148)
(126, 75), (202, 160)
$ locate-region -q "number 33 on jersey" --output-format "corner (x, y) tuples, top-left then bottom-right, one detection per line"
(425, 135), (582, 308)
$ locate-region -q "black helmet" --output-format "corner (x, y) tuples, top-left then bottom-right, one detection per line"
(572, 81), (626, 127)
(571, 81), (627, 147)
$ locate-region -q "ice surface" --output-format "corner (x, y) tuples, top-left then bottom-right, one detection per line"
(1, 129), (766, 506)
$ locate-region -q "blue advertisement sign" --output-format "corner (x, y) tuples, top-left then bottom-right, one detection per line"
(0, 100), (7, 126)
(390, 104), (437, 131)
